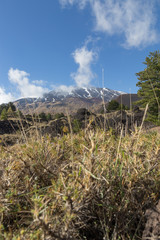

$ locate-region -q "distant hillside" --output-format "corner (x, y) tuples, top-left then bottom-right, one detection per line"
(114, 94), (141, 108)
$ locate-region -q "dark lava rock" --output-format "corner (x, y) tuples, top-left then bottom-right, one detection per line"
(142, 200), (160, 240)
(36, 118), (70, 137)
(74, 108), (91, 121)
(0, 120), (31, 135)
(0, 135), (21, 146)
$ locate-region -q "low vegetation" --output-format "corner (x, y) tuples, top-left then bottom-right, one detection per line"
(0, 124), (160, 239)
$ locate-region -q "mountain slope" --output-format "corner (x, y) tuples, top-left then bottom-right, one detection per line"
(114, 94), (141, 108)
(14, 87), (125, 114)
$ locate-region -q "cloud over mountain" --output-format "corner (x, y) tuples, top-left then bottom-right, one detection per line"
(8, 68), (49, 99)
(0, 87), (14, 104)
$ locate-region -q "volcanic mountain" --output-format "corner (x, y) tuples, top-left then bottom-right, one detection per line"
(14, 87), (125, 114)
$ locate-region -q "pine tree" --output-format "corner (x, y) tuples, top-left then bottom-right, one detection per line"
(7, 106), (13, 117)
(1, 108), (8, 120)
(136, 51), (160, 123)
(107, 100), (120, 111)
(8, 102), (16, 112)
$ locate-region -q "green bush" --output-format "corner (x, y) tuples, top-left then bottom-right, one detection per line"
(107, 100), (120, 111)
(73, 119), (82, 132)
(46, 113), (52, 121)
(38, 112), (47, 121)
(53, 112), (65, 120)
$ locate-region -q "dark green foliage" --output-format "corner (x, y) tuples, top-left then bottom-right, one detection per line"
(46, 113), (52, 121)
(1, 108), (8, 120)
(73, 119), (82, 133)
(38, 112), (52, 122)
(101, 101), (128, 113)
(53, 113), (65, 120)
(7, 106), (13, 117)
(0, 104), (6, 113)
(8, 102), (16, 112)
(0, 102), (16, 117)
(38, 112), (47, 121)
(107, 100), (120, 111)
(136, 51), (160, 124)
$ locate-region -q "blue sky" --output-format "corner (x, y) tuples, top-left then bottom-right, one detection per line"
(0, 0), (160, 104)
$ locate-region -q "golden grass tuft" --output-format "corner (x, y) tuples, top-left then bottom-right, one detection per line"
(0, 128), (160, 239)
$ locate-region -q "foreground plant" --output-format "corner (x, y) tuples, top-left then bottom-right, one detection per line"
(0, 128), (160, 239)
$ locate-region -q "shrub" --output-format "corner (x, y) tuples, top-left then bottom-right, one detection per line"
(38, 112), (47, 121)
(73, 119), (82, 133)
(53, 112), (65, 120)
(107, 100), (120, 111)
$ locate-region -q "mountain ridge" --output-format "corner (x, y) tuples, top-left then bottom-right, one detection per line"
(14, 86), (126, 114)
(43, 87), (125, 102)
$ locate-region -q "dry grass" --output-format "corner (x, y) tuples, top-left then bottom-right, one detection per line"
(0, 127), (160, 239)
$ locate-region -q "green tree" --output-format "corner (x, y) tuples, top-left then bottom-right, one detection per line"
(46, 113), (52, 121)
(1, 108), (8, 120)
(39, 112), (47, 121)
(53, 113), (65, 120)
(8, 102), (16, 112)
(0, 104), (6, 115)
(7, 106), (13, 117)
(73, 119), (82, 133)
(107, 100), (120, 111)
(136, 51), (160, 123)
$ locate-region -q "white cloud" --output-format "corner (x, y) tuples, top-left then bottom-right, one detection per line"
(0, 87), (15, 104)
(71, 46), (97, 87)
(32, 80), (46, 86)
(59, 0), (159, 48)
(59, 0), (88, 9)
(8, 68), (49, 98)
(92, 0), (158, 48)
(52, 84), (75, 94)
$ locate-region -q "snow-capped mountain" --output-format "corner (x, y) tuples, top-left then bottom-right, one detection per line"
(41, 87), (124, 102)
(14, 87), (125, 114)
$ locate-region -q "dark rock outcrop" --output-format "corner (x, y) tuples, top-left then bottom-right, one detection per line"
(142, 200), (160, 240)
(74, 108), (91, 121)
(0, 120), (30, 135)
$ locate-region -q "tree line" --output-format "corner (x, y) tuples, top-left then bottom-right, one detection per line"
(0, 102), (65, 122)
(0, 102), (17, 120)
